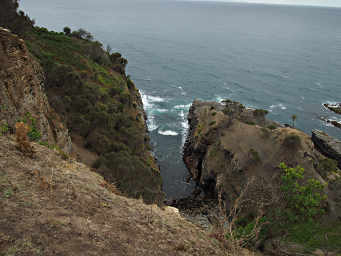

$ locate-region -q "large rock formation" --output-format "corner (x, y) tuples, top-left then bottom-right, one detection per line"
(312, 129), (341, 168)
(0, 27), (71, 153)
(183, 100), (341, 219)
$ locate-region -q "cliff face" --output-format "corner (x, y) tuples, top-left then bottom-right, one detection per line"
(0, 27), (71, 153)
(25, 27), (163, 203)
(183, 100), (341, 219)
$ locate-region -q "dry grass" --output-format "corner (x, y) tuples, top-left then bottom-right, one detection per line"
(0, 135), (229, 256)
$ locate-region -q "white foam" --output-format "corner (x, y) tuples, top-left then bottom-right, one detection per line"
(140, 90), (153, 110)
(269, 103), (287, 111)
(156, 108), (168, 113)
(140, 90), (167, 108)
(215, 96), (225, 103)
(179, 109), (189, 147)
(148, 95), (166, 103)
(174, 104), (191, 110)
(177, 86), (187, 95)
(158, 130), (179, 136)
(323, 102), (341, 108)
(140, 90), (164, 132)
(147, 115), (158, 131)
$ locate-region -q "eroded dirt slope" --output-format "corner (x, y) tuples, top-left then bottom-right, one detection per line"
(0, 135), (230, 256)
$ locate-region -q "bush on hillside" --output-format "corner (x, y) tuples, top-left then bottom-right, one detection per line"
(63, 26), (71, 35)
(71, 28), (93, 41)
(283, 134), (301, 149)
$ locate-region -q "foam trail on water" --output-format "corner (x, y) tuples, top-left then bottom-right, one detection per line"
(174, 104), (191, 110)
(156, 109), (168, 113)
(158, 130), (179, 136)
(269, 103), (287, 111)
(173, 103), (192, 147)
(140, 90), (163, 131)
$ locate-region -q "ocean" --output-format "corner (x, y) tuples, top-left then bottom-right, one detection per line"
(21, 0), (341, 199)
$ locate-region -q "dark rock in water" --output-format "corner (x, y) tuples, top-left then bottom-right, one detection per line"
(328, 120), (341, 129)
(324, 103), (341, 115)
(320, 116), (341, 129)
(312, 130), (341, 168)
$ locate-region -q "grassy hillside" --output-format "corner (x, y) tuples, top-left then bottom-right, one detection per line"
(25, 27), (163, 204)
(0, 135), (230, 256)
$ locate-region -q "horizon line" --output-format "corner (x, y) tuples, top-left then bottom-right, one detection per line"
(182, 0), (341, 8)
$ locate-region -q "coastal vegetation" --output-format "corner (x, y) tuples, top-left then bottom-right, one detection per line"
(223, 163), (339, 254)
(1, 1), (341, 255)
(25, 27), (163, 203)
(0, 0), (163, 203)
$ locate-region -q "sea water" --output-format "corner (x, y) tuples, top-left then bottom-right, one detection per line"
(21, 0), (341, 199)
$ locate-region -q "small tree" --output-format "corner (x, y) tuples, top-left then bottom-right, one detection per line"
(291, 114), (297, 128)
(63, 26), (71, 35)
(71, 28), (93, 41)
(278, 162), (327, 223)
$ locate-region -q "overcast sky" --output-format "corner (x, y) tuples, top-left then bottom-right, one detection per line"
(190, 0), (341, 7)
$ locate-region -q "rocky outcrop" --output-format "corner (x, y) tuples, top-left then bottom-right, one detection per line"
(312, 129), (341, 168)
(324, 103), (341, 115)
(183, 100), (341, 219)
(0, 27), (71, 153)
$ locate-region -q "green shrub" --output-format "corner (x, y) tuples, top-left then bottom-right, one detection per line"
(209, 121), (216, 126)
(283, 134), (301, 149)
(63, 26), (71, 35)
(253, 109), (269, 117)
(18, 113), (42, 141)
(279, 162), (327, 222)
(211, 112), (217, 116)
(27, 127), (41, 141)
(0, 122), (9, 136)
(267, 124), (277, 130)
(38, 141), (49, 147)
(317, 159), (338, 178)
(245, 121), (255, 125)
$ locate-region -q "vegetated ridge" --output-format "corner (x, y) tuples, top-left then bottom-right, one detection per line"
(0, 1), (164, 204)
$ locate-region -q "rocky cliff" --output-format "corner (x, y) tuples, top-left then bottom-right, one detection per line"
(184, 100), (341, 219)
(0, 27), (71, 153)
(183, 100), (341, 254)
